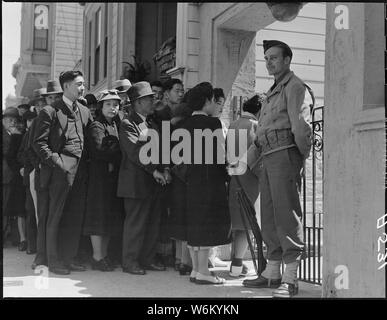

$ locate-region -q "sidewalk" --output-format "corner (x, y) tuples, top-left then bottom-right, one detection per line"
(3, 247), (322, 298)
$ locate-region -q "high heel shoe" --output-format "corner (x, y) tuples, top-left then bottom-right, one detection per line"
(178, 263), (192, 275)
(18, 240), (27, 251)
(91, 258), (114, 272)
(174, 259), (181, 271)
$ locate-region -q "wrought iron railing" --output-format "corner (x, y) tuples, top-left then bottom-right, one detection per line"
(299, 105), (324, 284)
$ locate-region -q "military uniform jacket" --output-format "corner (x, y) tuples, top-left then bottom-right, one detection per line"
(257, 70), (313, 159)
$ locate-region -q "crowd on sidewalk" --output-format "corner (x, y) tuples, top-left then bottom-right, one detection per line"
(3, 40), (313, 298)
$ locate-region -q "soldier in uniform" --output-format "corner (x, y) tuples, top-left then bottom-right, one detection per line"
(243, 40), (312, 297)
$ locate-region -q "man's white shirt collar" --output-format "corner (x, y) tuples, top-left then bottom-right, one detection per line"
(136, 112), (147, 123)
(62, 95), (74, 109)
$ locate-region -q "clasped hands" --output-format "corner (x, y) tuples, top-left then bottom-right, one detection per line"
(152, 168), (172, 186)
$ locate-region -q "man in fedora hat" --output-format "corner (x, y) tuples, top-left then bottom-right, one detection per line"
(29, 83), (63, 269)
(17, 104), (31, 117)
(32, 70), (93, 275)
(117, 81), (168, 275)
(41, 80), (63, 105)
(17, 109), (39, 255)
(113, 78), (132, 117)
(242, 40), (313, 297)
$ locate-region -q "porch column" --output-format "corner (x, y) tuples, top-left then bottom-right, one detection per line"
(323, 2), (385, 297)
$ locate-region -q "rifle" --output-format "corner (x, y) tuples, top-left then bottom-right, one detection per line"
(235, 175), (267, 276)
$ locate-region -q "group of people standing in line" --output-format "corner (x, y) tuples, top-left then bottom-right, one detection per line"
(3, 40), (313, 298)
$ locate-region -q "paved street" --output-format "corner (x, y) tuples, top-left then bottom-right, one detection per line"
(3, 247), (322, 298)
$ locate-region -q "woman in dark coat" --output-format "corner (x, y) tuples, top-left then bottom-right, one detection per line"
(181, 82), (231, 285)
(83, 90), (124, 271)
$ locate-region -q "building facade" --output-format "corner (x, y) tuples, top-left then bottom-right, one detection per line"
(13, 2), (84, 101)
(81, 2), (177, 95)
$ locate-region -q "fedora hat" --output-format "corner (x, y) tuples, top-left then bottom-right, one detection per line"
(17, 103), (31, 111)
(113, 79), (132, 93)
(29, 88), (47, 105)
(127, 81), (155, 103)
(98, 89), (122, 103)
(42, 80), (63, 96)
(2, 107), (21, 119)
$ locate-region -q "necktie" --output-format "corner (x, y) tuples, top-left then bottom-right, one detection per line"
(72, 101), (78, 113)
(145, 115), (153, 127)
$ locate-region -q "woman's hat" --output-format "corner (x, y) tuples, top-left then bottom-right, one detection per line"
(113, 79), (132, 93)
(127, 81), (155, 103)
(42, 80), (63, 96)
(98, 89), (122, 103)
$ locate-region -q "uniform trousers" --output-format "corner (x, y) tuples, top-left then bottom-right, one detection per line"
(122, 194), (162, 268)
(259, 147), (304, 264)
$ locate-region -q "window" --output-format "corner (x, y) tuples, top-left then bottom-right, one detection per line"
(86, 5), (108, 88)
(94, 8), (102, 84)
(33, 4), (49, 51)
(34, 29), (48, 50)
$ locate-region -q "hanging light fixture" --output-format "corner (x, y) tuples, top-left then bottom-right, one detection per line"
(266, 2), (305, 22)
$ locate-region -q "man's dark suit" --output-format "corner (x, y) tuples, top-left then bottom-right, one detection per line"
(117, 111), (163, 269)
(32, 99), (93, 268)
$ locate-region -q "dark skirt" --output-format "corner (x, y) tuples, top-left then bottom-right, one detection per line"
(83, 167), (124, 237)
(185, 167), (232, 247)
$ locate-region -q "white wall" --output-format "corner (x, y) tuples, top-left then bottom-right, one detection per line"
(255, 3), (326, 107)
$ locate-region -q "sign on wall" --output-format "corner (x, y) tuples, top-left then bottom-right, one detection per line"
(33, 4), (49, 50)
(34, 4), (49, 29)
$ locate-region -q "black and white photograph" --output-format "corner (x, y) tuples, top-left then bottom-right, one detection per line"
(2, 1), (386, 305)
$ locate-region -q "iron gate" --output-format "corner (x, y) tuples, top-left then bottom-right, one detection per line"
(229, 97), (324, 285)
(299, 105), (324, 284)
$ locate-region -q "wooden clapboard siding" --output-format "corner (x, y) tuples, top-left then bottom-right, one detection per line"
(53, 3), (83, 79)
(255, 3), (326, 106)
(110, 3), (118, 83)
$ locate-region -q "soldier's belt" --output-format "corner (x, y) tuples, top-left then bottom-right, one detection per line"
(259, 128), (296, 155)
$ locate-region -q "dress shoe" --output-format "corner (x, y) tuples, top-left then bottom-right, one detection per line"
(18, 241), (27, 251)
(179, 263), (192, 275)
(143, 262), (166, 271)
(31, 259), (47, 270)
(91, 258), (114, 272)
(49, 266), (71, 275)
(26, 248), (37, 255)
(65, 263), (86, 272)
(104, 256), (118, 269)
(190, 270), (197, 283)
(272, 282), (299, 298)
(242, 275), (281, 288)
(123, 265), (146, 275)
(195, 273), (226, 285)
(212, 257), (228, 267)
